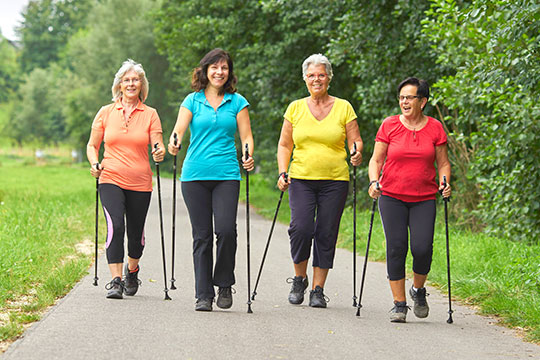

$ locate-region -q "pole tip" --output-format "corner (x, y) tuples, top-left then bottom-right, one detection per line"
(93, 278), (98, 286)
(251, 292), (256, 301)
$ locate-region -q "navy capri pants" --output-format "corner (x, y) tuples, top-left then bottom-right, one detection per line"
(288, 179), (349, 269)
(378, 194), (436, 281)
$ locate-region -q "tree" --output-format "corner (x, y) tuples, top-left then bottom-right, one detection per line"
(0, 34), (20, 103)
(423, 0), (540, 241)
(9, 65), (68, 145)
(17, 0), (93, 72)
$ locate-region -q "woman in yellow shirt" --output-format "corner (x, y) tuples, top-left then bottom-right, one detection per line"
(277, 54), (363, 308)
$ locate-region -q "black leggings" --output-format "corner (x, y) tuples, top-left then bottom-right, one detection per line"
(378, 195), (436, 281)
(182, 180), (240, 300)
(99, 184), (151, 264)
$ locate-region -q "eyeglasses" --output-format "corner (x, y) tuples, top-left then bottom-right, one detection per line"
(122, 78), (141, 85)
(398, 95), (421, 101)
(306, 73), (328, 81)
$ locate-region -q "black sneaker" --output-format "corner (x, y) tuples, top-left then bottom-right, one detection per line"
(216, 287), (235, 309)
(105, 277), (124, 299)
(195, 298), (213, 312)
(123, 263), (142, 296)
(389, 301), (409, 322)
(287, 276), (308, 304)
(409, 286), (429, 318)
(309, 286), (329, 308)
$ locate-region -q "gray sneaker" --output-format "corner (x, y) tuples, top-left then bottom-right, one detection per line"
(105, 277), (124, 299)
(195, 298), (213, 312)
(287, 276), (308, 304)
(123, 263), (141, 296)
(216, 287), (235, 309)
(409, 286), (429, 318)
(309, 286), (329, 308)
(389, 301), (409, 322)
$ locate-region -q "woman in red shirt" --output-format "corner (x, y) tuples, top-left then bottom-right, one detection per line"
(368, 77), (451, 322)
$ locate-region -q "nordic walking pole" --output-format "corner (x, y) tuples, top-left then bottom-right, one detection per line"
(154, 143), (172, 300)
(244, 143), (253, 313)
(93, 163), (100, 286)
(442, 176), (454, 323)
(352, 143), (358, 307)
(170, 133), (179, 290)
(356, 182), (379, 317)
(251, 172), (288, 301)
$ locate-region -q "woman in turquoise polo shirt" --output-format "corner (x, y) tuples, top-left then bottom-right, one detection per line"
(168, 48), (254, 312)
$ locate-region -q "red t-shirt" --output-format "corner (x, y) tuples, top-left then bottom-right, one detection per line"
(375, 115), (447, 202)
(91, 100), (162, 192)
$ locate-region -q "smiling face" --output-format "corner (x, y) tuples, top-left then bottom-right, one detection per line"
(120, 69), (142, 102)
(206, 59), (229, 90)
(399, 84), (427, 118)
(305, 64), (330, 97)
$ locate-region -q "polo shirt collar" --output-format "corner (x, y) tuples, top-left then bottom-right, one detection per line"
(115, 99), (145, 111)
(194, 90), (232, 107)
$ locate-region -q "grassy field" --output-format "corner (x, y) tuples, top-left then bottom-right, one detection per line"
(0, 153), (96, 343)
(242, 174), (540, 343)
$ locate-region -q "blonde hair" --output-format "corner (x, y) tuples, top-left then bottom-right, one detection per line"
(111, 59), (149, 102)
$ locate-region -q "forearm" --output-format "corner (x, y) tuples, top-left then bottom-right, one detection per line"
(277, 144), (292, 174)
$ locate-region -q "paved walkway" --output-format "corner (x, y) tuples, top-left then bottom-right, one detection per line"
(3, 178), (540, 359)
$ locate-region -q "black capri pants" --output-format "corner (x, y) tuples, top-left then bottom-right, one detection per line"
(182, 180), (239, 300)
(378, 194), (436, 281)
(99, 183), (152, 264)
(288, 179), (349, 269)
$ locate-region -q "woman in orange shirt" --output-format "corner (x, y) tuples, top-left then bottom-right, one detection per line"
(87, 59), (165, 299)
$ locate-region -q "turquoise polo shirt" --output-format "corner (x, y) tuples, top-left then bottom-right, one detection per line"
(180, 91), (249, 181)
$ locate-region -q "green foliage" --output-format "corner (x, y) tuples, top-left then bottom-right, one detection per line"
(8, 64), (70, 145)
(17, 0), (93, 72)
(423, 0), (540, 241)
(0, 35), (20, 103)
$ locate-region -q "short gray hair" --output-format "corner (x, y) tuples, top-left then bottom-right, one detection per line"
(111, 59), (149, 102)
(302, 54), (333, 81)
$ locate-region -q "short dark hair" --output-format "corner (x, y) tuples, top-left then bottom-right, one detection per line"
(191, 48), (237, 95)
(397, 77), (430, 100)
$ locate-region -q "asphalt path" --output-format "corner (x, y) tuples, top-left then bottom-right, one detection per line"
(3, 178), (540, 359)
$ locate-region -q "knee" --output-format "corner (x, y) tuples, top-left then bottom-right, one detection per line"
(215, 225), (237, 243)
(288, 223), (313, 241)
(387, 244), (407, 262)
(411, 241), (433, 260)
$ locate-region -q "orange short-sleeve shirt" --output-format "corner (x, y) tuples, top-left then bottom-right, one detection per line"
(91, 100), (163, 192)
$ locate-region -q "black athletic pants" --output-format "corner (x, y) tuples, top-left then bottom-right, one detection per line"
(378, 194), (436, 281)
(99, 183), (152, 264)
(181, 180), (240, 300)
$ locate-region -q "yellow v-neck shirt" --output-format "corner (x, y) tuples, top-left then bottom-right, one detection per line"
(284, 97), (357, 181)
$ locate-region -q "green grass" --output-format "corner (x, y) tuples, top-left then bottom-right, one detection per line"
(0, 155), (96, 342)
(244, 173), (540, 343)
